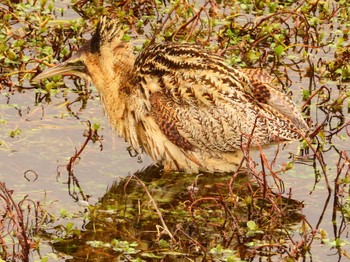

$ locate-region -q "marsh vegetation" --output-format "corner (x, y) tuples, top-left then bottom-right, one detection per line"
(1, 0), (350, 261)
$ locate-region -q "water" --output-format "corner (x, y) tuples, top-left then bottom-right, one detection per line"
(1, 0), (350, 261)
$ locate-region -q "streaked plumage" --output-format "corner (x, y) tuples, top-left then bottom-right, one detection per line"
(33, 17), (308, 173)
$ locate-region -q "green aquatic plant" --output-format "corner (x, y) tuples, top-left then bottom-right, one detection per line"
(1, 0), (350, 261)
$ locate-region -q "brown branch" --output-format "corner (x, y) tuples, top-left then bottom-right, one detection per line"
(130, 175), (175, 242)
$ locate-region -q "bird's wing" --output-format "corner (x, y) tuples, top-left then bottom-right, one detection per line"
(135, 43), (306, 152)
(240, 68), (308, 131)
(239, 68), (274, 84)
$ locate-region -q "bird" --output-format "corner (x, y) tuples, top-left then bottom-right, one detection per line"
(33, 16), (308, 173)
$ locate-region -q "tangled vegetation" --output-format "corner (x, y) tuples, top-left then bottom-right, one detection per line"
(1, 0), (350, 261)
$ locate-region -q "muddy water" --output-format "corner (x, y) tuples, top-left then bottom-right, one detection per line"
(0, 85), (152, 204)
(1, 1), (350, 261)
(1, 70), (347, 261)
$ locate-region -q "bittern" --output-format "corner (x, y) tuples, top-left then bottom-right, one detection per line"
(33, 17), (308, 173)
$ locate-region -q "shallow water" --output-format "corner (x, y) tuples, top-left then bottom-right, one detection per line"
(1, 74), (348, 261)
(1, 0), (350, 261)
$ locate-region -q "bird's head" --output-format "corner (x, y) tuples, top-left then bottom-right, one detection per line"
(33, 16), (130, 84)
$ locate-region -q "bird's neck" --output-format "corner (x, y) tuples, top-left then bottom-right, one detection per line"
(88, 48), (135, 91)
(86, 49), (138, 143)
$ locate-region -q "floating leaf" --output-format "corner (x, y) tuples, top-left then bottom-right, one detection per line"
(274, 45), (284, 57)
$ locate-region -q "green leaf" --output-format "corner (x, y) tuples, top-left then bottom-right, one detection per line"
(65, 222), (74, 233)
(247, 220), (258, 231)
(92, 122), (100, 131)
(9, 128), (21, 138)
(274, 45), (284, 57)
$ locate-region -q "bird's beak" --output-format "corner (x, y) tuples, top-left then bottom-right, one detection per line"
(32, 56), (90, 82)
(32, 40), (93, 82)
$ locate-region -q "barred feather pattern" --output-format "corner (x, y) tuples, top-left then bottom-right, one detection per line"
(133, 43), (307, 153)
(79, 20), (308, 172)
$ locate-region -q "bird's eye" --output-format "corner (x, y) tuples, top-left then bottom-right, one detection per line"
(69, 60), (85, 66)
